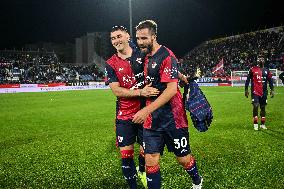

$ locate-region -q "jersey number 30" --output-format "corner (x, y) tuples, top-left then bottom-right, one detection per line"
(174, 137), (187, 149)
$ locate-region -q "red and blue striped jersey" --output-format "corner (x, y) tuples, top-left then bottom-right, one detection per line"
(143, 46), (188, 130)
(106, 48), (145, 120)
(245, 66), (274, 97)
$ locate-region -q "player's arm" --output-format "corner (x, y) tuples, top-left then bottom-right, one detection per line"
(109, 82), (141, 97)
(267, 70), (274, 97)
(106, 63), (159, 98)
(150, 82), (177, 109)
(109, 82), (159, 98)
(105, 63), (138, 98)
(132, 82), (177, 124)
(178, 72), (188, 83)
(245, 69), (252, 98)
(145, 81), (177, 111)
(133, 55), (178, 124)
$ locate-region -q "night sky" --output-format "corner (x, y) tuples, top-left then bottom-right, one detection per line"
(0, 0), (283, 57)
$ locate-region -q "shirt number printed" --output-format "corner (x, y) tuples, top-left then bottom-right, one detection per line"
(174, 137), (187, 149)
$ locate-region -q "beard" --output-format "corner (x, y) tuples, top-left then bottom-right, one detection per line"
(139, 41), (153, 54)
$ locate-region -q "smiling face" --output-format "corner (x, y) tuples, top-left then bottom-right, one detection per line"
(110, 29), (130, 52)
(136, 28), (156, 54)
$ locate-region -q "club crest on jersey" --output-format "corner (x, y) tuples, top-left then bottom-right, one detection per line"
(152, 62), (157, 68)
(136, 58), (142, 64)
(119, 68), (124, 72)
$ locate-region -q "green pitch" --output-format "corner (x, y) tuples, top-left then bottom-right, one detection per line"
(0, 87), (283, 188)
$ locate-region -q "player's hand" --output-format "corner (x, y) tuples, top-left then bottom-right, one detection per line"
(180, 74), (188, 84)
(195, 68), (201, 78)
(132, 108), (150, 124)
(270, 90), (274, 98)
(245, 90), (249, 98)
(140, 83), (160, 97)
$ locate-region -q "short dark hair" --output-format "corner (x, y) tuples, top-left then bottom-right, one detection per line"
(111, 25), (128, 33)
(136, 20), (157, 35)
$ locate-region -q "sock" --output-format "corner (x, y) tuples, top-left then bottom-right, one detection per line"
(146, 164), (161, 189)
(261, 117), (265, 125)
(184, 158), (201, 185)
(138, 150), (145, 172)
(253, 116), (258, 124)
(121, 150), (137, 189)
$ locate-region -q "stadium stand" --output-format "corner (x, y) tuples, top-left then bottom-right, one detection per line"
(0, 50), (104, 85)
(180, 26), (284, 77)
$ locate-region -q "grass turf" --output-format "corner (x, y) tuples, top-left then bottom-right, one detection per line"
(0, 87), (283, 188)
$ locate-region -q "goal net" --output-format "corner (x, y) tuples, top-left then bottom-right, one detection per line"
(231, 69), (283, 87)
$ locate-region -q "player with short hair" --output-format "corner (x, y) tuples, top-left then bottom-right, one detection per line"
(133, 20), (203, 189)
(245, 55), (274, 130)
(106, 25), (159, 189)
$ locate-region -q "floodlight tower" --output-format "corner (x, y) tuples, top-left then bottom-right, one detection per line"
(129, 0), (133, 37)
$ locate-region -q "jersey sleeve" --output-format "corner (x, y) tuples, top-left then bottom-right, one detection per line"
(245, 68), (252, 90)
(160, 56), (178, 83)
(267, 70), (274, 90)
(267, 70), (273, 79)
(105, 63), (118, 84)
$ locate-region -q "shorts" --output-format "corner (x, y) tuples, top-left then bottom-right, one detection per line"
(251, 94), (267, 106)
(143, 127), (191, 157)
(116, 119), (143, 147)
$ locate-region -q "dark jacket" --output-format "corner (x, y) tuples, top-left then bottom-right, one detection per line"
(185, 81), (213, 132)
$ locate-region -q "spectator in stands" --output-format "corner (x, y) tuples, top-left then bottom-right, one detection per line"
(0, 50), (104, 84)
(180, 28), (284, 79)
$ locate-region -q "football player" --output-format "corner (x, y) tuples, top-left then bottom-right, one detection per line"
(245, 55), (274, 130)
(133, 20), (203, 189)
(106, 25), (159, 188)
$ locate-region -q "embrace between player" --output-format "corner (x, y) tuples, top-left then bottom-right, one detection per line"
(106, 20), (203, 189)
